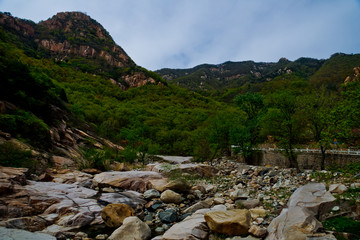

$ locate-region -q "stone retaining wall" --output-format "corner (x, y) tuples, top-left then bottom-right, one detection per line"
(250, 151), (360, 170)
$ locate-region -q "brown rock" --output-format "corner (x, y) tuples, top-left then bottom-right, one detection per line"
(204, 209), (251, 236)
(160, 190), (182, 204)
(82, 168), (101, 174)
(249, 225), (267, 238)
(38, 173), (54, 182)
(249, 208), (267, 219)
(101, 203), (135, 228)
(236, 199), (261, 209)
(52, 156), (75, 168)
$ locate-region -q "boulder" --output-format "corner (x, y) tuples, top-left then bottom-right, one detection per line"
(249, 208), (267, 219)
(236, 199), (261, 209)
(52, 156), (75, 168)
(149, 178), (169, 192)
(0, 180), (103, 233)
(108, 216), (151, 240)
(204, 209), (251, 236)
(0, 226), (56, 240)
(329, 184), (347, 194)
(249, 225), (267, 238)
(266, 183), (336, 240)
(150, 163), (218, 177)
(183, 198), (213, 214)
(158, 209), (178, 223)
(101, 203), (135, 228)
(162, 209), (209, 240)
(156, 155), (193, 164)
(230, 189), (249, 201)
(93, 171), (163, 192)
(164, 179), (192, 193)
(99, 191), (146, 210)
(144, 189), (160, 199)
(160, 190), (182, 204)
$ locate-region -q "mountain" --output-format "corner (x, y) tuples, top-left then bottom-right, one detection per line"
(156, 54), (360, 100)
(0, 11), (165, 89)
(0, 11), (230, 171)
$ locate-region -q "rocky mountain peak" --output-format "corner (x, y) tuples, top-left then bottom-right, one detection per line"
(39, 11), (111, 41)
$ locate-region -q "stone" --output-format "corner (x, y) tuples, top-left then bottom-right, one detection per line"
(158, 209), (178, 223)
(108, 216), (151, 240)
(164, 179), (192, 193)
(183, 198), (213, 214)
(149, 178), (169, 192)
(249, 208), (267, 219)
(306, 234), (337, 240)
(99, 191), (146, 210)
(160, 190), (182, 204)
(95, 234), (109, 240)
(38, 173), (54, 182)
(230, 189), (249, 201)
(214, 197), (225, 205)
(150, 163), (218, 178)
(204, 209), (251, 236)
(249, 225), (267, 238)
(162, 209), (210, 240)
(329, 184), (347, 194)
(157, 155), (193, 164)
(110, 162), (130, 171)
(93, 171), (163, 192)
(82, 168), (102, 174)
(266, 183), (336, 240)
(0, 226), (56, 240)
(236, 199), (261, 209)
(144, 189), (161, 199)
(101, 203), (135, 228)
(52, 156), (75, 168)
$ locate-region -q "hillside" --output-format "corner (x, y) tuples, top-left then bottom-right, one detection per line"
(156, 54), (360, 100)
(0, 11), (234, 171)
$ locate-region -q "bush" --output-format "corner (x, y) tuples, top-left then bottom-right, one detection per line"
(0, 142), (33, 168)
(323, 216), (360, 237)
(0, 111), (51, 149)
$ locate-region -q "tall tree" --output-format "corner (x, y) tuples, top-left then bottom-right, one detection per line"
(300, 89), (338, 170)
(262, 91), (303, 170)
(232, 92), (265, 162)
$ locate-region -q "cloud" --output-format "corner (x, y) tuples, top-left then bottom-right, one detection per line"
(0, 0), (359, 70)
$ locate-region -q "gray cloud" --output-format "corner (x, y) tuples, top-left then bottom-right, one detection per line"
(1, 0), (359, 70)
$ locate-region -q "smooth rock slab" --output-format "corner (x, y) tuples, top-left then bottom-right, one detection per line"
(99, 191), (146, 210)
(93, 171), (163, 192)
(0, 226), (56, 240)
(266, 183), (336, 240)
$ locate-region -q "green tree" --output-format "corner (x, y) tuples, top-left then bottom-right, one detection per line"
(232, 92), (265, 163)
(262, 91), (303, 170)
(300, 90), (338, 169)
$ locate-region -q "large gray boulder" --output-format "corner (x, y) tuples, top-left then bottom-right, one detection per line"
(162, 205), (226, 240)
(266, 183), (336, 240)
(93, 171), (163, 192)
(0, 226), (56, 240)
(108, 216), (151, 240)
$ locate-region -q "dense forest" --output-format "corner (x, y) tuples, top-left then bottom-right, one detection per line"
(0, 11), (359, 171)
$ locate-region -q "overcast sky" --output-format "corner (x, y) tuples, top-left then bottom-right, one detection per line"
(1, 0), (360, 70)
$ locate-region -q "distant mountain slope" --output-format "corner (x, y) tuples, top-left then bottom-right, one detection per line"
(156, 54), (360, 96)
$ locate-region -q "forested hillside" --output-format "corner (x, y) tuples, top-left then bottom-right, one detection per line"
(0, 11), (359, 172)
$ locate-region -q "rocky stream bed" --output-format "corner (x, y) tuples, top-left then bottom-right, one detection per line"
(0, 156), (359, 240)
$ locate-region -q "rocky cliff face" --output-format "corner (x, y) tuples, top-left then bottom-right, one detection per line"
(0, 11), (160, 90)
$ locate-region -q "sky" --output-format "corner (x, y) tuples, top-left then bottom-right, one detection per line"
(1, 0), (360, 70)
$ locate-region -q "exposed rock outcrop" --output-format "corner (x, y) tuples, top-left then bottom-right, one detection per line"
(266, 183), (336, 240)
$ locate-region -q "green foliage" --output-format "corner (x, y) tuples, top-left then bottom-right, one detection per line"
(323, 216), (360, 236)
(0, 142), (33, 168)
(0, 111), (51, 149)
